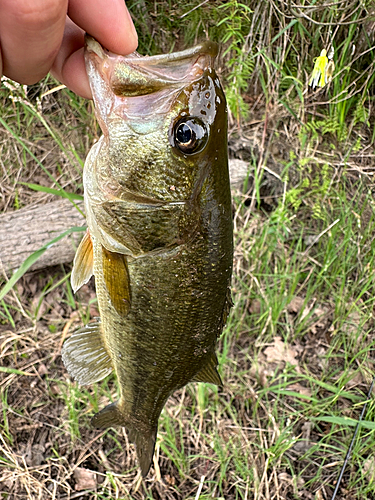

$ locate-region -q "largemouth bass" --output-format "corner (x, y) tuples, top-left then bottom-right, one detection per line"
(62, 36), (233, 477)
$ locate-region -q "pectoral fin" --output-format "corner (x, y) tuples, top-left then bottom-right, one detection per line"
(191, 353), (223, 387)
(71, 230), (94, 293)
(102, 246), (131, 317)
(61, 322), (113, 385)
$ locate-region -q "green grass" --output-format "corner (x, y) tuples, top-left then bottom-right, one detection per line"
(0, 0), (374, 499)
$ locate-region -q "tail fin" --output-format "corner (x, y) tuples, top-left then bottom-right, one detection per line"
(128, 425), (158, 477)
(91, 401), (157, 477)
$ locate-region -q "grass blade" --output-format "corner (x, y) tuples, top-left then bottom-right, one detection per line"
(0, 226), (85, 302)
(19, 183), (83, 201)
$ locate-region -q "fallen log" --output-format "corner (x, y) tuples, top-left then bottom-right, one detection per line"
(0, 159), (249, 274)
(0, 198), (86, 274)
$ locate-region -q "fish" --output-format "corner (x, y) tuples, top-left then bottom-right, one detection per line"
(62, 35), (233, 477)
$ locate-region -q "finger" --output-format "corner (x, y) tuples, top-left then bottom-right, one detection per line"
(52, 0), (138, 99)
(67, 0), (138, 55)
(0, 0), (67, 84)
(50, 18), (91, 98)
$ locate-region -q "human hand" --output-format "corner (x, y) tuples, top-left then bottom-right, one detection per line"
(0, 0), (138, 98)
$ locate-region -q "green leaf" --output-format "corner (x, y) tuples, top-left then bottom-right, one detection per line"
(19, 183), (83, 201)
(0, 366), (34, 376)
(269, 389), (317, 402)
(313, 415), (375, 430)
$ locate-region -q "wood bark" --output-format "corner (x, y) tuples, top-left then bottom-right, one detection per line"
(0, 159), (249, 274)
(0, 199), (86, 274)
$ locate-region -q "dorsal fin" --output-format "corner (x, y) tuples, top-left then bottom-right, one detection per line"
(71, 230), (94, 293)
(191, 353), (223, 387)
(102, 246), (131, 317)
(61, 321), (113, 385)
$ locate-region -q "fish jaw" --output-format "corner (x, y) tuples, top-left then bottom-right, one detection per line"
(85, 35), (218, 94)
(84, 35), (218, 130)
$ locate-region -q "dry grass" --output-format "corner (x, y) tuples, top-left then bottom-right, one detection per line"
(1, 1), (375, 499)
(1, 223), (375, 499)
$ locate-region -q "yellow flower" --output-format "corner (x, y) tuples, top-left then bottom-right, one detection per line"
(309, 48), (335, 89)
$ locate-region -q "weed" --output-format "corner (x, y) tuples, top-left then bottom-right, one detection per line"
(0, 1), (375, 499)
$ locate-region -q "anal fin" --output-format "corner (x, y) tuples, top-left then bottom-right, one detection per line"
(91, 401), (125, 428)
(191, 353), (223, 387)
(61, 322), (113, 385)
(92, 401), (157, 477)
(102, 246), (131, 317)
(71, 229), (94, 293)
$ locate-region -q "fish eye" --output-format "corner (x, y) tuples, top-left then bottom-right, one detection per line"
(171, 117), (208, 154)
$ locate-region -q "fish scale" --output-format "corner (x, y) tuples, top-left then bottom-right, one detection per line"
(62, 35), (233, 477)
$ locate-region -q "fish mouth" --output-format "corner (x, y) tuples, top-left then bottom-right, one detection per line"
(85, 35), (218, 98)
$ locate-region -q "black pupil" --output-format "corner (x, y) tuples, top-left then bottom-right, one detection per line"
(176, 123), (192, 144)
